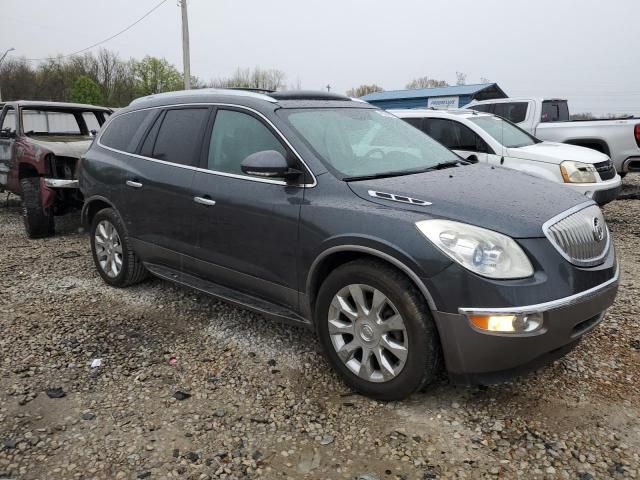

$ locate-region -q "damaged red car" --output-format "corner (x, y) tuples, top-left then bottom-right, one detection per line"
(0, 101), (112, 237)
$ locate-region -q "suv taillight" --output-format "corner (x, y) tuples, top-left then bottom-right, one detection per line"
(635, 124), (640, 148)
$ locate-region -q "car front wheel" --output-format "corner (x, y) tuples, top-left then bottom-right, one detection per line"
(315, 259), (441, 401)
(90, 208), (147, 287)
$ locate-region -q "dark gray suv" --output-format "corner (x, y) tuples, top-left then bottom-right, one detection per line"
(79, 89), (619, 400)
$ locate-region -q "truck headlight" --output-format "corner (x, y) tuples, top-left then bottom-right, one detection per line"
(560, 161), (597, 183)
(415, 220), (534, 279)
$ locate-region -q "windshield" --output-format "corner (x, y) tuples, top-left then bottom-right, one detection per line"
(278, 108), (460, 179)
(469, 115), (539, 148)
(21, 109), (100, 137)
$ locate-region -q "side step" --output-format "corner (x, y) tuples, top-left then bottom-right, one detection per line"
(144, 263), (312, 328)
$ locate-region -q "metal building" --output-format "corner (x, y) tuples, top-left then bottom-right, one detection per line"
(360, 83), (507, 110)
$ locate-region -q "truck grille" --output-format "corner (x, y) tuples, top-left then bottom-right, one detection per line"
(543, 204), (610, 267)
(594, 160), (616, 180)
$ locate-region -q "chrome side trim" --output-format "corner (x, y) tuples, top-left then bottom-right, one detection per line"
(459, 264), (619, 315)
(44, 178), (78, 188)
(96, 103), (317, 188)
(307, 245), (437, 311)
(368, 190), (432, 206)
(542, 202), (610, 267)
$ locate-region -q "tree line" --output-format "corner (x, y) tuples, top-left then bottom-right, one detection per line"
(0, 49), (290, 107)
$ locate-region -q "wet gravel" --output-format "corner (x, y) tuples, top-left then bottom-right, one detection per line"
(1, 177), (639, 479)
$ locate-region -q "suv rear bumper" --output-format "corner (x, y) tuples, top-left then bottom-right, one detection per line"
(433, 267), (619, 384)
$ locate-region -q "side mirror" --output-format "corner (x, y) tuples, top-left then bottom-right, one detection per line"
(241, 150), (301, 180)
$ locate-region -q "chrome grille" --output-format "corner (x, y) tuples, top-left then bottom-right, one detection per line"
(543, 204), (609, 267)
(594, 160), (616, 180)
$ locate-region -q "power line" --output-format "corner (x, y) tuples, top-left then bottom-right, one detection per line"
(18, 0), (168, 62)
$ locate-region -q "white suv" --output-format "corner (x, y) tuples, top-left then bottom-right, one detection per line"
(390, 109), (622, 205)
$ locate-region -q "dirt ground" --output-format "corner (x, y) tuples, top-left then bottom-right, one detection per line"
(1, 178), (639, 480)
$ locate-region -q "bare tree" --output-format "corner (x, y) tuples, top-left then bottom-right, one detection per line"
(346, 84), (384, 98)
(480, 77), (491, 84)
(455, 71), (467, 86)
(570, 112), (595, 120)
(405, 76), (448, 89)
(210, 67), (286, 91)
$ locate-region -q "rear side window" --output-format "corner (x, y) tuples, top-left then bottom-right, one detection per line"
(541, 101), (570, 123)
(100, 110), (153, 153)
(423, 118), (479, 151)
(207, 109), (286, 175)
(493, 102), (528, 124)
(149, 108), (209, 166)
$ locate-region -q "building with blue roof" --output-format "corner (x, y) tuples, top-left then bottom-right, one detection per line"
(360, 83), (507, 110)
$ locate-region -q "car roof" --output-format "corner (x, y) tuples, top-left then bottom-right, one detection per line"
(127, 88), (373, 111)
(7, 100), (112, 111)
(389, 108), (494, 119)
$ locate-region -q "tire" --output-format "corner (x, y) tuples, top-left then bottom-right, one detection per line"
(315, 259), (442, 401)
(20, 177), (54, 239)
(90, 208), (147, 287)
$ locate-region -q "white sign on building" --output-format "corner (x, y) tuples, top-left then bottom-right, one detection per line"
(427, 96), (459, 109)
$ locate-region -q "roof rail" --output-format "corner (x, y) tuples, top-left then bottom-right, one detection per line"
(129, 88), (277, 106)
(269, 91), (351, 101)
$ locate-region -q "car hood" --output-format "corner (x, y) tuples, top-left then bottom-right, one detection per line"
(348, 164), (590, 238)
(506, 142), (609, 165)
(28, 137), (93, 158)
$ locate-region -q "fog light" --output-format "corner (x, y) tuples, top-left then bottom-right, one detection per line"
(469, 313), (543, 333)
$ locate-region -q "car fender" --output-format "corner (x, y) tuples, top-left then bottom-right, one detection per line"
(306, 234), (446, 312)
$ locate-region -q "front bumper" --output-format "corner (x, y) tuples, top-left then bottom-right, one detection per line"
(44, 178), (79, 189)
(434, 266), (619, 384)
(566, 176), (622, 206)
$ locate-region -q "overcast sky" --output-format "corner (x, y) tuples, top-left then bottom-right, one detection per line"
(2, 0), (639, 115)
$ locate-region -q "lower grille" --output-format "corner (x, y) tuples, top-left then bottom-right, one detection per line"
(543, 204), (610, 267)
(594, 160), (616, 180)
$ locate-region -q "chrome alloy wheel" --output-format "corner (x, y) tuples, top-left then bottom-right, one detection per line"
(94, 220), (123, 278)
(328, 284), (408, 383)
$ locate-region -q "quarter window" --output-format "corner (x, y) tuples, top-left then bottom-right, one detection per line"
(100, 109), (154, 153)
(207, 110), (287, 175)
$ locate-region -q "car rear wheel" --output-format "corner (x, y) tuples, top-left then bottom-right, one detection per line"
(315, 259), (441, 401)
(90, 208), (147, 287)
(20, 177), (54, 238)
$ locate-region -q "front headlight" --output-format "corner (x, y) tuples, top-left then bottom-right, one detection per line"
(415, 220), (534, 279)
(560, 161), (597, 183)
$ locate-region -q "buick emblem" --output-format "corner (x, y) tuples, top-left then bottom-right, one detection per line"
(592, 217), (605, 242)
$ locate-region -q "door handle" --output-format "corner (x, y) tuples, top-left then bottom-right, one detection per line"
(194, 196), (216, 206)
(126, 180), (143, 188)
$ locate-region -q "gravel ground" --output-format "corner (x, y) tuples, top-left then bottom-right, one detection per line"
(1, 178), (639, 480)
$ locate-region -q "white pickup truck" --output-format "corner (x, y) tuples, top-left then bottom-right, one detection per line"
(464, 98), (640, 175)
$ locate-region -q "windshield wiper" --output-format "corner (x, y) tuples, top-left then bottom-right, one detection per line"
(343, 161), (462, 182)
(425, 160), (462, 170)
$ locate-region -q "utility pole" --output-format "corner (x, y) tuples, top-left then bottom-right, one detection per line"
(326, 84), (331, 92)
(0, 48), (16, 102)
(180, 0), (191, 90)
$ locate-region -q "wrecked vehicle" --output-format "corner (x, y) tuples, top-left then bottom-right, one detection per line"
(0, 101), (112, 237)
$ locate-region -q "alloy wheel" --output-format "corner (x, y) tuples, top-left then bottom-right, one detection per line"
(328, 284), (408, 383)
(94, 220), (123, 278)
